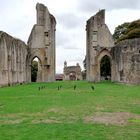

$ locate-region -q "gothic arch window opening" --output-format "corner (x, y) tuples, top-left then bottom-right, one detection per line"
(100, 55), (111, 81)
(31, 56), (41, 82)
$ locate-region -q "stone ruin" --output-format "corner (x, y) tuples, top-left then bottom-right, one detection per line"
(86, 10), (140, 84)
(111, 39), (140, 84)
(28, 3), (56, 82)
(0, 32), (28, 86)
(0, 3), (56, 87)
(0, 4), (140, 86)
(63, 61), (82, 81)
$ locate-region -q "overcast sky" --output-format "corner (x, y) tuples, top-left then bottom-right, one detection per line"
(0, 0), (140, 73)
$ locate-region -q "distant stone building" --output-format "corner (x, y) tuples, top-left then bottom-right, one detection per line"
(86, 9), (140, 84)
(0, 3), (56, 87)
(63, 61), (82, 80)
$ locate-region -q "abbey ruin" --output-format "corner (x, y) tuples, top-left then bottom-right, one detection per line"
(0, 4), (140, 86)
(63, 61), (82, 81)
(86, 10), (140, 84)
(0, 3), (56, 86)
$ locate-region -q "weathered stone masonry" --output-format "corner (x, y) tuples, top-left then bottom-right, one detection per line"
(86, 9), (140, 84)
(111, 39), (140, 84)
(0, 5), (139, 86)
(0, 3), (56, 86)
(0, 31), (29, 86)
(28, 3), (56, 82)
(63, 61), (82, 80)
(86, 10), (114, 82)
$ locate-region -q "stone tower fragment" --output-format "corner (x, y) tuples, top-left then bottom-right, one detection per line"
(0, 3), (56, 86)
(28, 3), (56, 82)
(86, 10), (114, 82)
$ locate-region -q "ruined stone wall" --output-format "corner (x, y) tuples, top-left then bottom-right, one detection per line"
(86, 10), (114, 82)
(28, 3), (56, 82)
(86, 9), (140, 84)
(111, 39), (140, 84)
(0, 31), (29, 86)
(0, 3), (56, 87)
(63, 62), (82, 80)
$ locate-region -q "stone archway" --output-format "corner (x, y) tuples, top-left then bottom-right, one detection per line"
(100, 55), (111, 80)
(29, 52), (44, 82)
(97, 49), (112, 81)
(31, 56), (42, 82)
(69, 72), (76, 80)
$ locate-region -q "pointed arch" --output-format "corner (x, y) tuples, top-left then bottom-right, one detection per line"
(31, 56), (42, 82)
(97, 49), (112, 81)
(100, 55), (111, 80)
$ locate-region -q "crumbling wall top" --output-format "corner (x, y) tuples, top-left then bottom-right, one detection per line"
(36, 3), (48, 25)
(87, 9), (105, 26)
(36, 3), (56, 26)
(0, 31), (27, 47)
(36, 3), (46, 12)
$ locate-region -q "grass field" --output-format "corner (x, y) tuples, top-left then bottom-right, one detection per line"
(0, 81), (140, 140)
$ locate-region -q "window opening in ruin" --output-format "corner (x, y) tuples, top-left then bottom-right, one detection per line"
(31, 57), (41, 82)
(44, 32), (49, 37)
(120, 70), (124, 81)
(100, 55), (111, 80)
(139, 50), (140, 53)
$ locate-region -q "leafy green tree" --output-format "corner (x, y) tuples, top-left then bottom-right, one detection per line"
(31, 60), (38, 82)
(113, 22), (130, 43)
(82, 56), (86, 80)
(113, 19), (140, 43)
(100, 55), (111, 79)
(83, 56), (86, 71)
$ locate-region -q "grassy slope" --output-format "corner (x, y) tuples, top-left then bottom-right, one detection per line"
(0, 81), (140, 140)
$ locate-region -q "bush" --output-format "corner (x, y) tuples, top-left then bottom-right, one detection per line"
(113, 19), (140, 43)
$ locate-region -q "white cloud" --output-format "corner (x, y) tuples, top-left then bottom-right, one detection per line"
(78, 0), (140, 13)
(106, 9), (140, 33)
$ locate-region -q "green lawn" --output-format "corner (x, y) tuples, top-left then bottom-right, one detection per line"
(0, 81), (140, 140)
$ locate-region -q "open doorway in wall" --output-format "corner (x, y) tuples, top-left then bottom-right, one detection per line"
(31, 57), (41, 82)
(100, 55), (111, 80)
(69, 72), (76, 80)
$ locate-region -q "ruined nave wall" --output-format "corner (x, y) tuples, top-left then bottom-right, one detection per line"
(0, 31), (29, 86)
(111, 39), (140, 84)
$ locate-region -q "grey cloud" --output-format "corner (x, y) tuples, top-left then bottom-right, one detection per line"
(64, 47), (79, 50)
(78, 0), (140, 13)
(56, 28), (83, 50)
(70, 57), (84, 62)
(57, 13), (81, 29)
(56, 31), (71, 47)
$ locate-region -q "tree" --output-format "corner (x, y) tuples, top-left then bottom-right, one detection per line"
(113, 19), (140, 43)
(113, 22), (130, 43)
(82, 56), (86, 80)
(83, 56), (86, 71)
(100, 55), (111, 79)
(31, 60), (38, 82)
